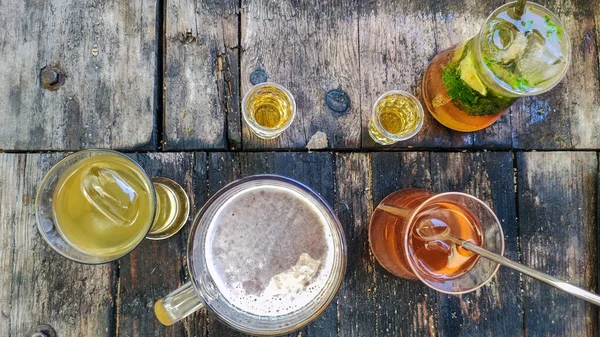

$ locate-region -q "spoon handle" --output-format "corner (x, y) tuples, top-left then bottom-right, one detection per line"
(461, 240), (600, 306)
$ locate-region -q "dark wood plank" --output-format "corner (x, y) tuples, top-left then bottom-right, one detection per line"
(371, 152), (437, 336)
(430, 152), (523, 337)
(335, 153), (377, 336)
(204, 152), (242, 337)
(241, 0), (361, 150)
(517, 152), (598, 337)
(206, 152), (338, 336)
(117, 153), (197, 337)
(1, 153), (116, 336)
(164, 0), (240, 150)
(0, 1), (157, 150)
(512, 0), (600, 149)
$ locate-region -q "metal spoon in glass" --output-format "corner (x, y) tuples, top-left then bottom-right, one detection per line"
(379, 204), (600, 306)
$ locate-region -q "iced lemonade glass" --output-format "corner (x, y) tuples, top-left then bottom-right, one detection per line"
(422, 1), (571, 131)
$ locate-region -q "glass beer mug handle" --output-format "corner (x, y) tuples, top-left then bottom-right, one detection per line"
(155, 281), (204, 325)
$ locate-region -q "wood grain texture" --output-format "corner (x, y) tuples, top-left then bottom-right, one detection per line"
(164, 0), (240, 150)
(335, 153), (377, 337)
(512, 0), (600, 149)
(0, 0), (157, 151)
(116, 153), (198, 337)
(430, 152), (523, 337)
(517, 152), (598, 337)
(371, 152), (437, 336)
(241, 0), (361, 149)
(1, 153), (116, 337)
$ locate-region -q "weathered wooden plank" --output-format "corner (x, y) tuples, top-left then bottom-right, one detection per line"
(206, 152), (338, 336)
(0, 1), (157, 150)
(204, 152), (241, 337)
(164, 0), (240, 150)
(517, 152), (598, 337)
(117, 153), (197, 337)
(430, 152), (523, 337)
(371, 152), (437, 336)
(512, 0), (600, 149)
(2, 153), (116, 337)
(335, 153), (377, 337)
(241, 0), (361, 149)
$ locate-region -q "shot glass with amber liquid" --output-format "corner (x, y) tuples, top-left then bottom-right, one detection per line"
(242, 82), (296, 139)
(35, 150), (190, 264)
(368, 90), (424, 145)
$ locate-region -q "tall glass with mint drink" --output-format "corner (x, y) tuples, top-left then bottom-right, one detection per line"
(422, 2), (571, 132)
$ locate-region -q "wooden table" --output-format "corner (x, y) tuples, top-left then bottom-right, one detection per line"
(0, 0), (598, 336)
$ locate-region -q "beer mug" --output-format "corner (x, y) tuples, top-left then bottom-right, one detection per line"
(155, 175), (347, 335)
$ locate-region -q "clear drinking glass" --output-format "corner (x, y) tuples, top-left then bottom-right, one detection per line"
(155, 175), (347, 335)
(422, 1), (571, 132)
(368, 90), (424, 145)
(35, 149), (190, 264)
(242, 82), (296, 139)
(369, 189), (504, 294)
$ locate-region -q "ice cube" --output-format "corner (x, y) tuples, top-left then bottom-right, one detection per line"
(482, 19), (528, 64)
(516, 30), (566, 86)
(81, 167), (141, 226)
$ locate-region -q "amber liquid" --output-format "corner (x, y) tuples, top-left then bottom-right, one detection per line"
(422, 46), (507, 132)
(369, 189), (483, 281)
(245, 85), (294, 129)
(368, 93), (422, 144)
(52, 154), (154, 257)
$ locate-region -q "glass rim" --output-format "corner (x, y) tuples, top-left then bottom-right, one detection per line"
(371, 90), (424, 141)
(476, 1), (572, 97)
(403, 192), (505, 294)
(186, 174), (347, 335)
(35, 149), (157, 265)
(242, 82), (297, 134)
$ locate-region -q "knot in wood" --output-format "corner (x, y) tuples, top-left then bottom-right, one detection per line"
(179, 29), (196, 44)
(325, 88), (350, 115)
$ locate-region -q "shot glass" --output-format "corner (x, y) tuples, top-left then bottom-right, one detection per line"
(242, 82), (296, 139)
(368, 90), (424, 145)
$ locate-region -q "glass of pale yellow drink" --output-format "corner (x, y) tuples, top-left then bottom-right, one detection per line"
(35, 149), (190, 264)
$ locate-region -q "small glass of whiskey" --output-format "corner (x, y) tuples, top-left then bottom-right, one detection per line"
(242, 82), (296, 139)
(368, 90), (424, 145)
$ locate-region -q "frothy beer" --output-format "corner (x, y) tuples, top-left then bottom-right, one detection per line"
(203, 185), (335, 316)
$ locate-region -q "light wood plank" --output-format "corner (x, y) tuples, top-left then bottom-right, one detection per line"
(517, 152), (598, 337)
(164, 0), (240, 150)
(2, 153), (116, 337)
(0, 0), (157, 150)
(512, 0), (600, 149)
(241, 0), (361, 149)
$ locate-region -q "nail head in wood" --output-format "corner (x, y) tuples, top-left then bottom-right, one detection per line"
(325, 88), (350, 115)
(27, 324), (56, 337)
(40, 66), (65, 91)
(249, 69), (268, 85)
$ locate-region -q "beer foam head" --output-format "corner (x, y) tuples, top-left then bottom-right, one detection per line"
(203, 185), (335, 317)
